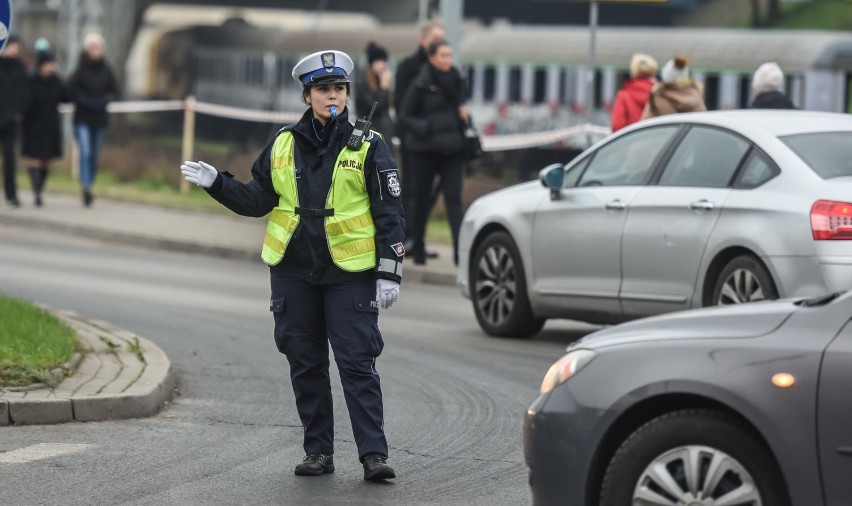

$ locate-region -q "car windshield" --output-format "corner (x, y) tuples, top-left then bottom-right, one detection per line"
(781, 132), (852, 179)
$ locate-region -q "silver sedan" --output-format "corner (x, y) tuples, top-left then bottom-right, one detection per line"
(458, 110), (852, 337)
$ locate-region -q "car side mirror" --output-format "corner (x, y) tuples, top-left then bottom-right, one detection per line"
(539, 163), (565, 200)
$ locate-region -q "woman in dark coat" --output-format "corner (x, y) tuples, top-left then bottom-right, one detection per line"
(355, 41), (395, 142)
(22, 51), (69, 207)
(68, 32), (117, 207)
(398, 40), (469, 265)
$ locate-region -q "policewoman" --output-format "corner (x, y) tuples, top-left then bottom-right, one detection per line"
(180, 50), (404, 481)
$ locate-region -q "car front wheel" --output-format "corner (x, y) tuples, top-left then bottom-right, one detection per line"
(599, 409), (790, 506)
(712, 255), (778, 306)
(470, 231), (544, 338)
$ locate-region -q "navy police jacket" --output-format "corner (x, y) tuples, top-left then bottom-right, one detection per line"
(206, 107), (406, 284)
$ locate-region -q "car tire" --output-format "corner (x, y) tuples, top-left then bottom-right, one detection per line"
(712, 254), (778, 306)
(599, 409), (790, 506)
(470, 231), (545, 338)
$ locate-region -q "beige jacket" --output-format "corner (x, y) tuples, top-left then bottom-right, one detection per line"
(641, 79), (707, 119)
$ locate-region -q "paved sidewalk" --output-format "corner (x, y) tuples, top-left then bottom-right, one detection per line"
(0, 193), (458, 285)
(0, 192), (457, 425)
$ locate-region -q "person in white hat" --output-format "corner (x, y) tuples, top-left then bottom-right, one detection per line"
(180, 49), (404, 482)
(750, 62), (795, 109)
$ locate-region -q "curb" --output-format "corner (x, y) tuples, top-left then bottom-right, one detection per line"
(0, 306), (175, 426)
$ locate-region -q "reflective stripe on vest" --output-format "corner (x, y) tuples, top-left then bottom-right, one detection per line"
(261, 129), (376, 272)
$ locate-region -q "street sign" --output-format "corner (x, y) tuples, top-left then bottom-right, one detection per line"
(0, 0), (10, 53)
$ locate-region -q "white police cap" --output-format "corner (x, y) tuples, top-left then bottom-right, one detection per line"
(292, 50), (354, 86)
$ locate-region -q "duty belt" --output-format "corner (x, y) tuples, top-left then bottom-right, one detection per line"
(295, 207), (335, 218)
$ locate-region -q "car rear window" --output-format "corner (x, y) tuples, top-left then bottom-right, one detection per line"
(781, 132), (852, 179)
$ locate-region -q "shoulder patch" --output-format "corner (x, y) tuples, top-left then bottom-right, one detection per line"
(385, 171), (401, 198)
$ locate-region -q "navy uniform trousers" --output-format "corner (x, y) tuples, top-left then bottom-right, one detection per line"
(270, 274), (388, 460)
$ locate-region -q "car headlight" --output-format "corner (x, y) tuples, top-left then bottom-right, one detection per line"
(539, 349), (597, 393)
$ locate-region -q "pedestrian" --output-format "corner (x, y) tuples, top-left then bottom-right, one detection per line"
(68, 32), (117, 207)
(179, 49), (404, 482)
(394, 21), (445, 257)
(750, 62), (795, 109)
(641, 54), (706, 120)
(0, 35), (28, 207)
(610, 53), (657, 132)
(355, 41), (394, 142)
(22, 51), (69, 207)
(398, 40), (469, 266)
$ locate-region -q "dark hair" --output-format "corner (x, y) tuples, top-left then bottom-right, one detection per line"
(302, 83), (351, 105)
(6, 35), (21, 46)
(427, 39), (450, 57)
(366, 41), (389, 65)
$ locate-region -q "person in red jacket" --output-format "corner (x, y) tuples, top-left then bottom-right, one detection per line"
(610, 53), (658, 133)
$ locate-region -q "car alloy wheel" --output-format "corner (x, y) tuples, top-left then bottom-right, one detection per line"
(470, 231), (544, 337)
(475, 243), (516, 327)
(712, 255), (778, 306)
(633, 445), (760, 505)
(718, 268), (765, 304)
(599, 410), (790, 506)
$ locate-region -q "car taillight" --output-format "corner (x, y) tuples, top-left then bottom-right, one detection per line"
(811, 200), (852, 240)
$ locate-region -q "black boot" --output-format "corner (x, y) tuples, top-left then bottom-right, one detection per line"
(28, 168), (45, 207)
(294, 454), (334, 476)
(362, 453), (395, 481)
(83, 188), (93, 207)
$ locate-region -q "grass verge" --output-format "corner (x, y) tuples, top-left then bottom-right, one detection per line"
(0, 294), (78, 387)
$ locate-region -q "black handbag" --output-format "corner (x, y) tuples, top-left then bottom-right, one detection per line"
(462, 117), (483, 161)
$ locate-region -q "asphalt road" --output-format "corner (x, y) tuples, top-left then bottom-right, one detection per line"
(0, 223), (599, 505)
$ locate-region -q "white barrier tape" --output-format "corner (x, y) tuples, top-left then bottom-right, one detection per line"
(58, 100), (610, 151)
(192, 101), (302, 124)
(482, 124), (610, 151)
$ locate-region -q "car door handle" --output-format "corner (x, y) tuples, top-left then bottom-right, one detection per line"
(837, 447), (852, 456)
(605, 199), (626, 210)
(689, 199), (715, 211)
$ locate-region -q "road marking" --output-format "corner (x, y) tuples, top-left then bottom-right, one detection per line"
(0, 443), (92, 463)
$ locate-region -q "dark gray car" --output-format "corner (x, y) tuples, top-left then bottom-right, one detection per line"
(524, 291), (852, 505)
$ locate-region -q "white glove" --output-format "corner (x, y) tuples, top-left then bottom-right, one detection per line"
(376, 279), (400, 309)
(180, 160), (218, 188)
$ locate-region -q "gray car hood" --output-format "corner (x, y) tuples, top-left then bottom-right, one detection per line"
(573, 301), (799, 350)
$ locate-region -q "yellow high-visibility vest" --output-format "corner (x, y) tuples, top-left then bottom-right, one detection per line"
(260, 129), (377, 272)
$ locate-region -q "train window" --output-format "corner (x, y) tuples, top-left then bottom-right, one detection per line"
(846, 73), (852, 113)
(533, 68), (547, 104)
(483, 66), (496, 101)
(559, 69), (567, 103)
(593, 70), (603, 108)
(615, 71), (630, 89)
(467, 66), (475, 92)
(739, 76), (751, 109)
(509, 66), (522, 103)
(703, 75), (719, 110)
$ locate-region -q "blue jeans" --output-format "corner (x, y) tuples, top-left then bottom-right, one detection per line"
(74, 124), (106, 189)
